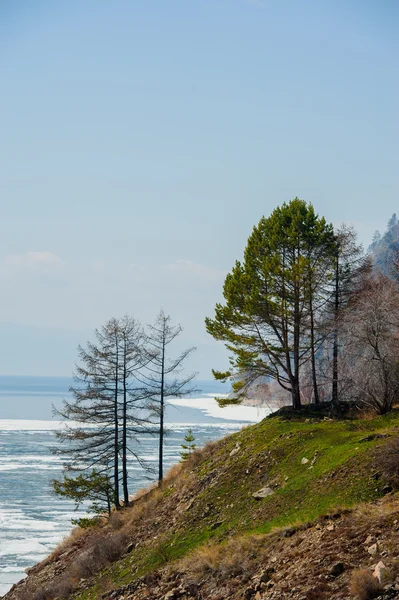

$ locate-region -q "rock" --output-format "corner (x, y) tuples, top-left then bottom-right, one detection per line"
(379, 588), (399, 600)
(301, 457), (309, 464)
(260, 567), (275, 582)
(230, 443), (241, 457)
(330, 562), (345, 577)
(310, 451), (318, 467)
(368, 543), (379, 555)
(210, 521), (224, 530)
(252, 487), (274, 499)
(359, 433), (389, 443)
(283, 527), (296, 538)
(184, 499), (194, 511)
(266, 580), (274, 588)
(326, 523), (335, 531)
(365, 535), (374, 545)
(373, 561), (387, 583)
(163, 589), (181, 600)
(244, 587), (256, 599)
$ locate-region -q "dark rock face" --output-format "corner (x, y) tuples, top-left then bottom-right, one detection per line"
(329, 562), (345, 577)
(380, 589), (399, 600)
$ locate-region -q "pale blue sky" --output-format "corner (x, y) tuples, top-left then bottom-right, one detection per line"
(0, 0), (398, 377)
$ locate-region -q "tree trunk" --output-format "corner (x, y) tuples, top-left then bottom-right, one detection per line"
(291, 378), (301, 410)
(158, 337), (165, 484)
(122, 338), (129, 506)
(114, 345), (120, 509)
(309, 297), (320, 404)
(107, 487), (111, 515)
(332, 251), (339, 404)
(293, 256), (301, 410)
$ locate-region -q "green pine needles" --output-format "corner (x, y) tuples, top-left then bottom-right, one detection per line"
(180, 428), (196, 461)
(205, 198), (339, 410)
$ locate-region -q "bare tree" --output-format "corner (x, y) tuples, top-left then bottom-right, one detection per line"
(117, 315), (155, 506)
(321, 225), (367, 404)
(140, 310), (196, 483)
(340, 275), (399, 414)
(54, 319), (122, 507)
(54, 316), (153, 512)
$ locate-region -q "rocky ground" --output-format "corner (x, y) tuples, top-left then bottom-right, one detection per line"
(5, 406), (399, 600)
(100, 495), (399, 600)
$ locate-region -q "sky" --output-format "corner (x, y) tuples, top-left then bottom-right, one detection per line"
(0, 0), (398, 377)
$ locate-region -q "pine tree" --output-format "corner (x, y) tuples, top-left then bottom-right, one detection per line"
(180, 428), (196, 460)
(206, 199), (334, 409)
(53, 469), (114, 522)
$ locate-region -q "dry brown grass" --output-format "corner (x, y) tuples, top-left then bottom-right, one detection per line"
(304, 584), (331, 600)
(122, 484), (165, 531)
(188, 439), (218, 463)
(108, 510), (124, 530)
(130, 480), (159, 502)
(49, 577), (74, 598)
(179, 470), (197, 496)
(163, 461), (184, 482)
(376, 436), (399, 488)
(46, 525), (87, 562)
(16, 576), (74, 600)
(349, 569), (383, 600)
(181, 534), (269, 583)
(67, 530), (129, 582)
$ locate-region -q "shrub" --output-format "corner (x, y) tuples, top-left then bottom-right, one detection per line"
(164, 461), (184, 482)
(69, 549), (98, 579)
(45, 525), (86, 564)
(377, 436), (399, 488)
(350, 569), (383, 600)
(108, 510), (124, 530)
(93, 531), (128, 563)
(182, 534), (269, 583)
(50, 577), (74, 598)
(152, 540), (174, 566)
(305, 585), (330, 600)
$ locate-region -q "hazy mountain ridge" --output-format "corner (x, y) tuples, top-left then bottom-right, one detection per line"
(369, 214), (399, 277)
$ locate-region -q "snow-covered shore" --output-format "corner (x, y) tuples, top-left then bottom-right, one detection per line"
(170, 394), (272, 423)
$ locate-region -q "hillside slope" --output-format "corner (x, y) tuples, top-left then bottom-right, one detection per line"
(5, 406), (399, 600)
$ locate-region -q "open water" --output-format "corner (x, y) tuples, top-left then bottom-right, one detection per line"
(0, 376), (269, 596)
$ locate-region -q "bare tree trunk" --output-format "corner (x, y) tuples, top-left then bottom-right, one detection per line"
(293, 267), (302, 410)
(332, 252), (339, 405)
(122, 338), (129, 506)
(158, 336), (165, 484)
(114, 344), (120, 509)
(309, 297), (320, 404)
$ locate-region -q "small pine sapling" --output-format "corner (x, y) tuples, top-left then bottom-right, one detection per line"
(180, 428), (196, 460)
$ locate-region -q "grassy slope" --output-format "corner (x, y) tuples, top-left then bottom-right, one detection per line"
(73, 408), (399, 600)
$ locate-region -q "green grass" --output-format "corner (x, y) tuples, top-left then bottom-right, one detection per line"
(73, 409), (399, 599)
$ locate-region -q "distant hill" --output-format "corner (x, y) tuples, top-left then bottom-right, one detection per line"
(369, 213), (399, 277)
